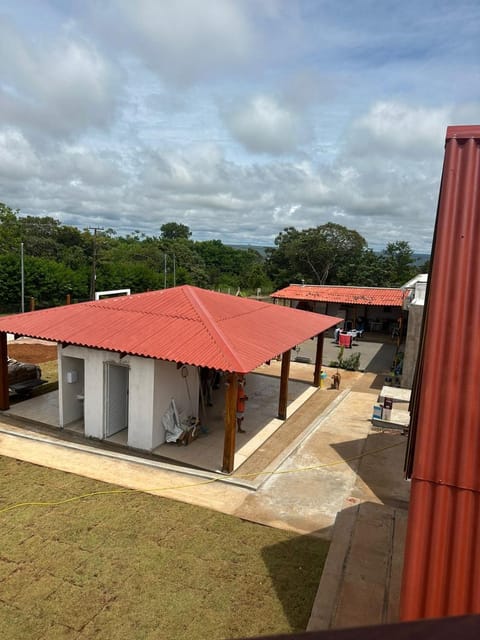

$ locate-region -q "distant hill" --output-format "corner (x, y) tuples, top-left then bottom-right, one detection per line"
(413, 253), (430, 266)
(228, 244), (430, 265)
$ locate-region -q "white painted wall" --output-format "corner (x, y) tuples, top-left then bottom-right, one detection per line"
(60, 345), (122, 438)
(402, 302), (425, 389)
(127, 356), (155, 450)
(58, 345), (200, 451)
(151, 361), (199, 449)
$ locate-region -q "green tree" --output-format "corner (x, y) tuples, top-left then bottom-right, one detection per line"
(0, 253), (23, 312)
(265, 227), (303, 288)
(162, 238), (208, 287)
(381, 241), (417, 286)
(266, 223), (367, 288)
(336, 249), (385, 286)
(0, 202), (22, 254)
(24, 256), (89, 307)
(194, 240), (267, 290)
(160, 222), (192, 241)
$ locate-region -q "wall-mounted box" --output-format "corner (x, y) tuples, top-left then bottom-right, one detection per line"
(66, 370), (78, 384)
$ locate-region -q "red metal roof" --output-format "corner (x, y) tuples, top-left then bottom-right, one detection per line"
(401, 126), (480, 619)
(0, 285), (340, 374)
(271, 284), (406, 307)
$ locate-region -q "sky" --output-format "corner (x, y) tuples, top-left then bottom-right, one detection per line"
(0, 1), (478, 252)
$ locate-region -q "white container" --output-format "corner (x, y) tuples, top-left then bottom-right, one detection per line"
(373, 405), (383, 419)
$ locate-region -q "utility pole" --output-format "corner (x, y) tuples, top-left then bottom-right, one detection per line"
(173, 253), (176, 287)
(164, 253), (167, 289)
(88, 227), (104, 300)
(20, 242), (25, 312)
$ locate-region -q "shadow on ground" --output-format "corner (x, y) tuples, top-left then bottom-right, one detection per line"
(330, 431), (410, 510)
(363, 343), (397, 374)
(262, 532), (330, 631)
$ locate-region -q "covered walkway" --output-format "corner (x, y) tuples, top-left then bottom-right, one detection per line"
(2, 371), (317, 474)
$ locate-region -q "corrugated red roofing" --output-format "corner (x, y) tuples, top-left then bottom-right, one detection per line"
(401, 126), (480, 619)
(0, 285), (340, 374)
(271, 284), (405, 306)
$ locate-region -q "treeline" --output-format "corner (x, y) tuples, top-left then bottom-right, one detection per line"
(0, 203), (426, 312)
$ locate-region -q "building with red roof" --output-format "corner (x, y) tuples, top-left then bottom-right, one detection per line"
(271, 284), (407, 335)
(0, 285), (339, 472)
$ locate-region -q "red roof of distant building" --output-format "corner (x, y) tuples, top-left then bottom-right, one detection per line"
(271, 284), (406, 307)
(0, 285), (340, 373)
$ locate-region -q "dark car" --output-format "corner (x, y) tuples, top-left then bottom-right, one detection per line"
(8, 358), (45, 396)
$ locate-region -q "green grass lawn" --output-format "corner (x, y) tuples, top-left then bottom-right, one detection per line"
(0, 457), (329, 639)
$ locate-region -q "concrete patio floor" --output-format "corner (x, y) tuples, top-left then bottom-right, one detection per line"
(2, 371), (317, 473)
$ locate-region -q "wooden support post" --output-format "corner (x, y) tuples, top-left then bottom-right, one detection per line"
(222, 372), (238, 474)
(30, 297), (35, 311)
(313, 332), (325, 387)
(66, 293), (71, 305)
(0, 332), (10, 410)
(278, 348), (291, 420)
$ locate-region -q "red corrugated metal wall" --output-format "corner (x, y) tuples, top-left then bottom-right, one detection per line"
(401, 126), (480, 619)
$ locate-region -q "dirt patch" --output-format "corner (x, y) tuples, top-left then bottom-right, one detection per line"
(351, 372), (387, 395)
(7, 342), (57, 364)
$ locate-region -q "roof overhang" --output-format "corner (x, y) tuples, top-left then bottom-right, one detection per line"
(0, 286), (341, 374)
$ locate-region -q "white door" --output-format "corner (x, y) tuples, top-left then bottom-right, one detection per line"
(104, 364), (129, 437)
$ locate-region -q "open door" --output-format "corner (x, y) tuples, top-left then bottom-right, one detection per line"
(104, 363), (129, 437)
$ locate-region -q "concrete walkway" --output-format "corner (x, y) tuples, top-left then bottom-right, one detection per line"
(0, 367), (410, 629)
(308, 502), (408, 629)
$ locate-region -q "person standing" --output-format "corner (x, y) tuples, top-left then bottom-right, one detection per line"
(236, 376), (248, 433)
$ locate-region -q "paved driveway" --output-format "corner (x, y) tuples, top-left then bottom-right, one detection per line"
(295, 336), (398, 373)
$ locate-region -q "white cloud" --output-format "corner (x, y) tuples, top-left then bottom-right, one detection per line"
(0, 129), (40, 180)
(0, 1), (479, 253)
(2, 98), (474, 251)
(89, 0), (254, 85)
(347, 102), (448, 157)
(223, 95), (311, 154)
(0, 17), (121, 139)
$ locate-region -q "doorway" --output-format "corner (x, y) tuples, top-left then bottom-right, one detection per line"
(104, 363), (129, 438)
(61, 355), (85, 434)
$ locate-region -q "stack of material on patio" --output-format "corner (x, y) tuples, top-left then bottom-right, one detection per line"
(162, 399), (200, 446)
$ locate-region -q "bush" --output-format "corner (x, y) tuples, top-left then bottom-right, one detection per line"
(342, 352), (361, 371)
(329, 345), (361, 371)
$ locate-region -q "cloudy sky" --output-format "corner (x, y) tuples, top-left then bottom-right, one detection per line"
(0, 1), (478, 251)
